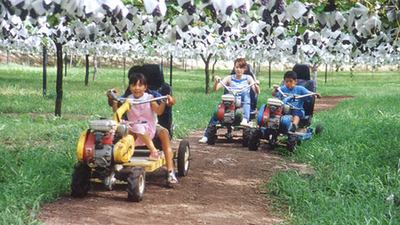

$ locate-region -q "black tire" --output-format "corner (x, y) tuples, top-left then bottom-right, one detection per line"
(248, 128), (261, 151)
(286, 134), (297, 152)
(207, 124), (217, 145)
(177, 139), (190, 177)
(70, 162), (91, 198)
(127, 167), (146, 202)
(315, 124), (323, 134)
(242, 126), (250, 147)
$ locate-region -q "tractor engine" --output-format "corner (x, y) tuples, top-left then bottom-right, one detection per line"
(87, 120), (117, 167)
(260, 98), (284, 130)
(266, 106), (282, 130)
(76, 119), (134, 168)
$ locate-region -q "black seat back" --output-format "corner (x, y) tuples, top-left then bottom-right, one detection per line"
(293, 63), (311, 80)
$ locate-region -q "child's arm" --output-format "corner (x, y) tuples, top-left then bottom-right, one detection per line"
(271, 85), (279, 97)
(151, 95), (175, 116)
(248, 76), (260, 94)
(107, 89), (119, 112)
(212, 76), (230, 91)
(308, 91), (322, 99)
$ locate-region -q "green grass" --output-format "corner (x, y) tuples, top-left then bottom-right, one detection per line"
(266, 71), (400, 224)
(0, 63), (399, 224)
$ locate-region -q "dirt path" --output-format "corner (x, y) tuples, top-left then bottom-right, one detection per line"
(38, 96), (352, 225)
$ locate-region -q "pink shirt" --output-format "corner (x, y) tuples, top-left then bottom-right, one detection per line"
(127, 92), (156, 146)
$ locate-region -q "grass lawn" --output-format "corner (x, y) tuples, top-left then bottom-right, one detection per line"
(0, 63), (399, 224)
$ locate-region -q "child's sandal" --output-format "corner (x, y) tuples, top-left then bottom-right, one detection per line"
(148, 151), (160, 161)
(166, 171), (178, 187)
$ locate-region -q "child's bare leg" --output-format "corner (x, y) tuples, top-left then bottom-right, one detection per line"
(135, 132), (157, 153)
(159, 130), (174, 172)
(292, 116), (300, 126)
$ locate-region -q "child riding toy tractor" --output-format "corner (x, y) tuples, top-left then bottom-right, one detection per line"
(70, 64), (190, 202)
(248, 64), (322, 151)
(207, 80), (256, 146)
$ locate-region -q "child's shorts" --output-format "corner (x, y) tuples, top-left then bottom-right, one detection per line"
(155, 124), (169, 136)
(292, 109), (305, 118)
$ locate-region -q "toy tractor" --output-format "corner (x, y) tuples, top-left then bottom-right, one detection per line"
(248, 64), (322, 151)
(207, 81), (256, 146)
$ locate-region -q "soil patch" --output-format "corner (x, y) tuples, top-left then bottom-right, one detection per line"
(38, 96), (352, 225)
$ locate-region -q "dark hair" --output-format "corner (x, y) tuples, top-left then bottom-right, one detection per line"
(128, 66), (147, 80)
(234, 58), (248, 71)
(284, 71), (297, 80)
(124, 73), (149, 96)
(129, 73), (147, 86)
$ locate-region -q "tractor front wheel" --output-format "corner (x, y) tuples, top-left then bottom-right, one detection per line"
(71, 162), (91, 198)
(127, 167), (146, 202)
(242, 126), (250, 147)
(248, 128), (261, 151)
(207, 124), (217, 145)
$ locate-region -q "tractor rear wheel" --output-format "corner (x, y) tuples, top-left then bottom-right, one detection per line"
(315, 124), (323, 134)
(177, 140), (190, 177)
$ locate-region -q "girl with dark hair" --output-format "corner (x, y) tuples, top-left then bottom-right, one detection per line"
(108, 72), (178, 186)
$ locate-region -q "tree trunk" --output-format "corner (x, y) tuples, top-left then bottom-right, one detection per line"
(201, 54), (212, 94)
(170, 54), (173, 86)
(64, 54), (68, 77)
(325, 64), (328, 83)
(7, 50), (9, 64)
(123, 57), (126, 89)
(312, 63), (318, 87)
(211, 59), (218, 82)
(70, 55), (73, 68)
(55, 42), (63, 117)
(93, 56), (98, 81)
(85, 54), (89, 86)
(268, 61), (272, 88)
(43, 45), (47, 96)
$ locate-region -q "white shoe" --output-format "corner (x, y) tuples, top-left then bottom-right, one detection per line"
(199, 136), (208, 143)
(240, 119), (249, 126)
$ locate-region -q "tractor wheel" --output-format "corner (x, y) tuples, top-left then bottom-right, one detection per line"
(207, 124), (217, 145)
(315, 124), (323, 134)
(242, 126), (250, 147)
(127, 167), (146, 202)
(248, 128), (261, 151)
(70, 162), (91, 198)
(286, 134), (297, 152)
(177, 140), (190, 177)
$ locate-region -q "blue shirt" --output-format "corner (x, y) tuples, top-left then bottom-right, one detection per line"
(230, 74), (250, 103)
(277, 85), (310, 109)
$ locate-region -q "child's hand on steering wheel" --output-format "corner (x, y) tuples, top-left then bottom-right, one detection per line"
(166, 94), (176, 107)
(107, 89), (119, 99)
